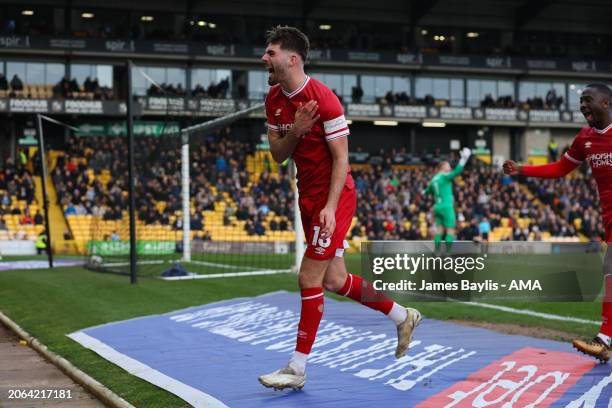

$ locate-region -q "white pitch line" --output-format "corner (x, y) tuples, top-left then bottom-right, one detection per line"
(99, 260), (166, 267)
(186, 259), (261, 270)
(462, 301), (600, 325)
(161, 269), (292, 280)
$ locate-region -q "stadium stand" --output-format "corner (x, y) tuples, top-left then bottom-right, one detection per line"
(43, 132), (597, 254)
(0, 156), (45, 242)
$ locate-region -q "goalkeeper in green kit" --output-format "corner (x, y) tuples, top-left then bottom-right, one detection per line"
(423, 147), (472, 254)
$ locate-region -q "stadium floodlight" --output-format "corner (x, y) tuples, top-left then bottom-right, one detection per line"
(319, 25), (332, 30)
(373, 120), (398, 126)
(208, 23), (217, 28)
(21, 10), (34, 16)
(467, 32), (480, 38)
(81, 12), (95, 18)
(422, 121), (447, 128)
(197, 21), (207, 27)
(141, 16), (154, 22)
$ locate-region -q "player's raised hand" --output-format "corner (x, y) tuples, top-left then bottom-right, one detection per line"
(319, 205), (336, 239)
(458, 147), (472, 165)
(293, 100), (320, 137)
(503, 160), (521, 175)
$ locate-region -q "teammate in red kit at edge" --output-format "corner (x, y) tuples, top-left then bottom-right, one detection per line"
(504, 83), (612, 363)
(257, 26), (422, 390)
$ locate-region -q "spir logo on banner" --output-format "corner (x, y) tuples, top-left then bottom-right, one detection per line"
(69, 291), (612, 407)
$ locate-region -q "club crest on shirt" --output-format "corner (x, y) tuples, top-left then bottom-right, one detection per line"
(585, 141), (592, 149)
(275, 108), (282, 116)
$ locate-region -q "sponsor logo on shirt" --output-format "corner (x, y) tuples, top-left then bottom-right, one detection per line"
(278, 123), (293, 135)
(585, 141), (592, 149)
(587, 152), (612, 168)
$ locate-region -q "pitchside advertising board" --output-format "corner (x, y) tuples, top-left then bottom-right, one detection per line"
(88, 240), (290, 255)
(0, 96), (587, 126)
(69, 291), (612, 407)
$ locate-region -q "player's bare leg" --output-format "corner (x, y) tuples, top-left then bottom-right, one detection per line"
(258, 256), (331, 390)
(574, 257), (612, 363)
(324, 256), (421, 359)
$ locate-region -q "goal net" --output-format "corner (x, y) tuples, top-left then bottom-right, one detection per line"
(85, 63), (302, 279)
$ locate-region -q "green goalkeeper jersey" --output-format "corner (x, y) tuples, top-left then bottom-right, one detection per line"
(424, 163), (464, 209)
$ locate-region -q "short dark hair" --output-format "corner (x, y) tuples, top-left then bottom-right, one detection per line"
(585, 83), (612, 100)
(265, 25), (309, 63)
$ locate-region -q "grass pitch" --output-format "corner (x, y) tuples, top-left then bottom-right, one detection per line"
(0, 259), (603, 407)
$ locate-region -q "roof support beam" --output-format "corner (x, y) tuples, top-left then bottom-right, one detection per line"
(514, 0), (554, 30)
(410, 0), (440, 28)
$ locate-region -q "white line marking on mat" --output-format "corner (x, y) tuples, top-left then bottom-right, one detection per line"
(68, 332), (229, 408)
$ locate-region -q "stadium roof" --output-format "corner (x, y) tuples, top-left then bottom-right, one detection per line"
(10, 0), (612, 35)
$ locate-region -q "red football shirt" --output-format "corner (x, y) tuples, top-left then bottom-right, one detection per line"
(565, 123), (612, 222)
(266, 75), (354, 198)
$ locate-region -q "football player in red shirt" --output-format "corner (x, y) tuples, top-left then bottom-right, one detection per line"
(504, 83), (612, 363)
(258, 26), (422, 390)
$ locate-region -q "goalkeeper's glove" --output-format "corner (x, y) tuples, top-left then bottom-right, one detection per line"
(459, 147), (472, 166)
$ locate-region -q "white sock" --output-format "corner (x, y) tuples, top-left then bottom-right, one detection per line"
(597, 333), (611, 347)
(289, 351), (308, 375)
(388, 303), (408, 326)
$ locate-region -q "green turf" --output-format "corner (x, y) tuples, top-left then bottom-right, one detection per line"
(0, 264), (603, 407)
(93, 252), (295, 277)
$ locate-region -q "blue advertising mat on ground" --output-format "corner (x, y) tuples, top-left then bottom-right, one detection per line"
(69, 291), (611, 407)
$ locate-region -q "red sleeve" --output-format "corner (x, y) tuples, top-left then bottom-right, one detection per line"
(320, 90), (349, 142)
(521, 156), (579, 178)
(564, 130), (587, 164)
(522, 130), (586, 178)
(265, 92), (279, 134)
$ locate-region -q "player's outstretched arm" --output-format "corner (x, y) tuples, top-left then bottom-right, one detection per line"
(446, 148), (471, 180)
(268, 100), (320, 163)
(502, 157), (578, 178)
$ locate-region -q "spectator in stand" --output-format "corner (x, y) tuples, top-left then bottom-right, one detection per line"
(84, 77), (95, 93)
(0, 216), (6, 231)
(33, 210), (44, 225)
(351, 85), (363, 103)
(63, 229), (73, 240)
(10, 74), (23, 91)
(478, 217), (491, 243)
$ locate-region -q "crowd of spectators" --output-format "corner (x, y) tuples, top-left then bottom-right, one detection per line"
(52, 130), (293, 240)
(0, 156), (42, 239)
(45, 133), (604, 244)
(146, 78), (230, 99)
(191, 78), (230, 99)
(349, 158), (566, 241)
(480, 89), (564, 110)
(348, 84), (566, 111)
(53, 76), (114, 100)
(522, 164), (602, 240)
(0, 73), (114, 100)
